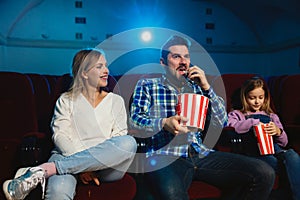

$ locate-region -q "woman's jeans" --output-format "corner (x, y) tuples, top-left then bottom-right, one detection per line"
(45, 135), (137, 200)
(145, 151), (275, 200)
(256, 148), (300, 200)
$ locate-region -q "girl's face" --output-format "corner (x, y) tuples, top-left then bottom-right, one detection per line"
(85, 55), (109, 88)
(246, 87), (265, 112)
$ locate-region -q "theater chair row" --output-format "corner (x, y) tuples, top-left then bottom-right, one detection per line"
(0, 71), (299, 199)
(0, 72), (137, 200)
(0, 72), (219, 200)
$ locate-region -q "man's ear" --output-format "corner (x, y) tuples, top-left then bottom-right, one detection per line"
(160, 58), (166, 66)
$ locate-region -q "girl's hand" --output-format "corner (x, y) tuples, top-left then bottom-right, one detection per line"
(264, 122), (281, 136)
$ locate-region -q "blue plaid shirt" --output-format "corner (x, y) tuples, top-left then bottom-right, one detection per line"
(130, 75), (227, 157)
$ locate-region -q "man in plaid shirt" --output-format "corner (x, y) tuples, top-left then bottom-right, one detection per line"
(130, 35), (275, 200)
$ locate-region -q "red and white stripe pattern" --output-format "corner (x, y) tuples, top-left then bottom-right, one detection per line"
(253, 124), (275, 155)
(178, 93), (209, 130)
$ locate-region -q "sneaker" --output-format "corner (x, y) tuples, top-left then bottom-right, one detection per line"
(3, 167), (46, 200)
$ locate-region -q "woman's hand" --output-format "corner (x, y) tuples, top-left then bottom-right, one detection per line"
(264, 122), (281, 136)
(79, 172), (100, 186)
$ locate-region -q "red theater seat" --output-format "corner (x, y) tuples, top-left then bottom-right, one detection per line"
(188, 181), (221, 199)
(0, 72), (39, 199)
(212, 73), (257, 113)
(267, 75), (288, 112)
(277, 74), (300, 126)
(277, 74), (300, 152)
(0, 72), (38, 139)
(74, 174), (136, 200)
(107, 74), (121, 94)
(26, 73), (54, 134)
(51, 73), (73, 104)
(44, 74), (59, 100)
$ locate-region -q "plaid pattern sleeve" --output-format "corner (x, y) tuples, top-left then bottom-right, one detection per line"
(203, 87), (228, 127)
(130, 76), (227, 158)
(130, 77), (177, 133)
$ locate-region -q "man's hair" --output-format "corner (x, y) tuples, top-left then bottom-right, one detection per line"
(160, 35), (191, 61)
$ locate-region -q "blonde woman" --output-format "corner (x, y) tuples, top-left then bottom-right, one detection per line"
(3, 48), (137, 200)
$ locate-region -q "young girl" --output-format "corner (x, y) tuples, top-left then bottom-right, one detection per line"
(228, 77), (300, 200)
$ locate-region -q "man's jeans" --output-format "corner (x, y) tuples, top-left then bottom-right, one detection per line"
(145, 151), (275, 200)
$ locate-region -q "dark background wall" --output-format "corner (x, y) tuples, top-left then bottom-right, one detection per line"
(0, 0), (299, 76)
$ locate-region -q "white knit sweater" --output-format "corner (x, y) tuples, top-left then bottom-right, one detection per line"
(51, 92), (128, 156)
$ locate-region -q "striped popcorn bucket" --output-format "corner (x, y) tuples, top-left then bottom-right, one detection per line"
(253, 124), (275, 155)
(177, 93), (209, 130)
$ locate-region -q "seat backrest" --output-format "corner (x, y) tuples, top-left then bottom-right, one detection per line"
(26, 74), (53, 134)
(267, 75), (288, 112)
(44, 74), (59, 98)
(212, 74), (257, 113)
(51, 73), (73, 103)
(116, 73), (161, 116)
(107, 75), (121, 95)
(0, 72), (38, 139)
(278, 74), (300, 126)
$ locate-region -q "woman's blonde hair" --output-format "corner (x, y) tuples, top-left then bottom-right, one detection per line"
(67, 48), (105, 98)
(240, 77), (274, 114)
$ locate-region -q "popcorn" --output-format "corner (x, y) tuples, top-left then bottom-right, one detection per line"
(177, 93), (209, 131)
(253, 124), (275, 155)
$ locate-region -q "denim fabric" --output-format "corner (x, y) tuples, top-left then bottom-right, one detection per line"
(256, 148), (300, 200)
(282, 149), (300, 200)
(45, 135), (137, 200)
(245, 114), (271, 124)
(144, 151), (275, 200)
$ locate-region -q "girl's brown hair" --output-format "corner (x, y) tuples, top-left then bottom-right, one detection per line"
(240, 77), (274, 114)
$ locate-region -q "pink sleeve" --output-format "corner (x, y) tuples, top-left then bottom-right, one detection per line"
(270, 113), (288, 147)
(228, 110), (260, 134)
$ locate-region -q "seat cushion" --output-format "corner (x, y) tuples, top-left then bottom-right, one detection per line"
(188, 181), (221, 199)
(74, 173), (136, 200)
